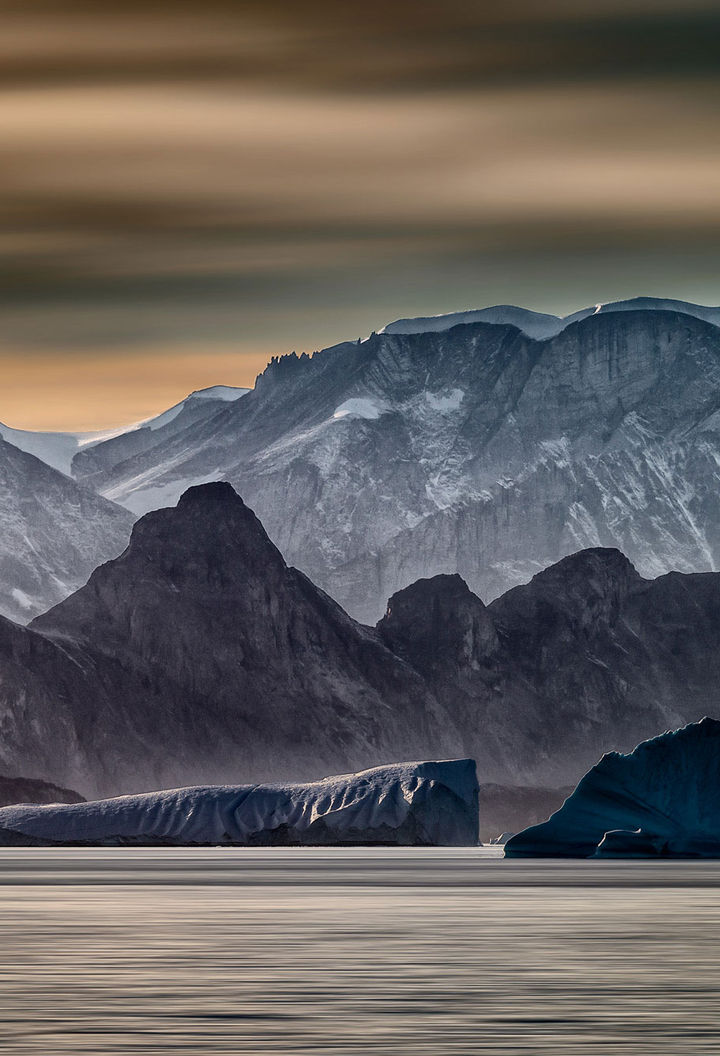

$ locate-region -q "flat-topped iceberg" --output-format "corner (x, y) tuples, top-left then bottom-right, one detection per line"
(0, 759), (479, 847)
(505, 718), (720, 858)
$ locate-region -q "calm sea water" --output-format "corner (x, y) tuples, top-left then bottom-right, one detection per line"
(1, 847), (719, 1054)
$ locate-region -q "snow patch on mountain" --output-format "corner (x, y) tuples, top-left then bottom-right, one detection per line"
(333, 397), (388, 420)
(0, 425), (89, 476)
(104, 468), (226, 516)
(425, 389), (464, 412)
(10, 588), (34, 611)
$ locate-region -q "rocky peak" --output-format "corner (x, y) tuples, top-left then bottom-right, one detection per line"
(377, 573), (499, 677)
(490, 547), (643, 639)
(176, 480), (239, 508)
(32, 482), (290, 650)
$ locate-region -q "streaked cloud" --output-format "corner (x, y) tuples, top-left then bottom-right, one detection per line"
(1, 1), (719, 427)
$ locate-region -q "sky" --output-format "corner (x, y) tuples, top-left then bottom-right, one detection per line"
(3, 0), (720, 429)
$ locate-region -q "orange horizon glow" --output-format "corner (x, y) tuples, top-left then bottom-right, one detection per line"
(0, 345), (274, 432)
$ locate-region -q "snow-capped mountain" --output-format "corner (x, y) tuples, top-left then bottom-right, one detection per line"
(71, 302), (720, 623)
(0, 387), (247, 622)
(379, 296), (720, 340)
(0, 437), (134, 623)
(380, 304), (565, 340)
(0, 385), (248, 477)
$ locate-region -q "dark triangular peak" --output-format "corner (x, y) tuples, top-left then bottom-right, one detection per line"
(490, 547), (644, 640)
(27, 483), (456, 796)
(131, 479), (283, 570)
(176, 480), (241, 508)
(377, 573), (499, 678)
(33, 481), (289, 645)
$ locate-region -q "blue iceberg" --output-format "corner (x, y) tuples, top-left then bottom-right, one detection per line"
(505, 718), (720, 858)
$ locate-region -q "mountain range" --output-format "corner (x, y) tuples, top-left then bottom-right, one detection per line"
(54, 297), (720, 626)
(0, 482), (719, 801)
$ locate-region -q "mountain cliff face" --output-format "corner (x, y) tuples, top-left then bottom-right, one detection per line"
(377, 549), (720, 786)
(73, 306), (720, 623)
(0, 438), (134, 623)
(0, 484), (719, 798)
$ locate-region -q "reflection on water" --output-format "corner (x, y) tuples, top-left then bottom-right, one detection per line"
(0, 848), (719, 1054)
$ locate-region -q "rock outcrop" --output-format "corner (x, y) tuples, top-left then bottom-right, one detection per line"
(0, 775), (84, 808)
(2, 485), (720, 797)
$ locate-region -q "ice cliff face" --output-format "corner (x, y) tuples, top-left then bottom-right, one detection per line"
(505, 718), (720, 858)
(0, 759), (479, 847)
(72, 306), (720, 623)
(0, 437), (134, 623)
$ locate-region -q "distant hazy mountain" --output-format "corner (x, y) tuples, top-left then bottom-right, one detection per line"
(0, 385), (248, 477)
(1, 485), (720, 797)
(71, 385), (249, 488)
(71, 303), (720, 623)
(0, 437), (134, 623)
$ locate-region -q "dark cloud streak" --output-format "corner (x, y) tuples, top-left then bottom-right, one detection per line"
(1, 0), (719, 426)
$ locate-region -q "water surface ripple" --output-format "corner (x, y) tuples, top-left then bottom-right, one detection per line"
(1, 848), (719, 1054)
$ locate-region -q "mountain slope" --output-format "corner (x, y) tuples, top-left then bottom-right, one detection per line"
(74, 308), (720, 623)
(0, 437), (134, 623)
(71, 385), (249, 491)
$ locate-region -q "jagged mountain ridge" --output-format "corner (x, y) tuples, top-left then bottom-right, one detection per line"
(72, 307), (720, 623)
(1, 484), (720, 797)
(377, 547), (720, 785)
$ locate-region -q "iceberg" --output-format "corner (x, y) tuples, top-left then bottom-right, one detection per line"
(505, 718), (720, 858)
(0, 759), (479, 847)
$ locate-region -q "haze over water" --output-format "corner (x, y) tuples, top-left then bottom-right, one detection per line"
(1, 848), (719, 1055)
